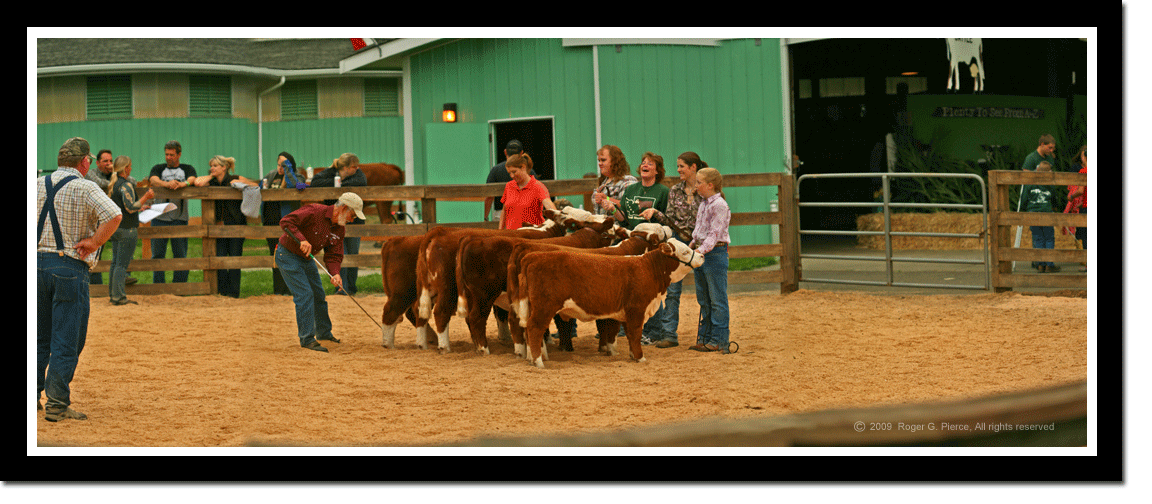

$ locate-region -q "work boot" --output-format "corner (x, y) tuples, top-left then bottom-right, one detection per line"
(45, 407), (88, 422)
(302, 341), (329, 353)
(317, 334), (342, 344)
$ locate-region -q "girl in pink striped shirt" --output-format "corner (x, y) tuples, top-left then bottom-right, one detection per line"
(689, 168), (731, 353)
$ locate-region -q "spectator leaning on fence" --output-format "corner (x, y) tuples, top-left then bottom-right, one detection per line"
(1023, 161), (1059, 273)
(193, 155), (258, 297)
(148, 140), (197, 284)
(106, 155), (154, 305)
(310, 153), (367, 295)
(85, 148), (116, 286)
(260, 151), (303, 295)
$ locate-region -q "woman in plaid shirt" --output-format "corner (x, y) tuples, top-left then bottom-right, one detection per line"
(591, 145), (637, 217)
(637, 152), (708, 348)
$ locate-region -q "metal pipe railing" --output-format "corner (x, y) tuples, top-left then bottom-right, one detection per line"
(795, 172), (990, 291)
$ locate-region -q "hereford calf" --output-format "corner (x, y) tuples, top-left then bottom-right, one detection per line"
(378, 233), (433, 349)
(415, 219), (567, 353)
(505, 223), (674, 354)
(517, 239), (703, 368)
(454, 226), (616, 355)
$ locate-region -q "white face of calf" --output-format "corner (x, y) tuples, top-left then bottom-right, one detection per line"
(664, 238), (704, 283)
(630, 223), (674, 243)
(560, 206), (609, 225)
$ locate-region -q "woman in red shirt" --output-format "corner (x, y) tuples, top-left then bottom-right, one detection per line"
(498, 153), (556, 229)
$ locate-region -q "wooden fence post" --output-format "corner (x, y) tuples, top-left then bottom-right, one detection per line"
(778, 172), (800, 294)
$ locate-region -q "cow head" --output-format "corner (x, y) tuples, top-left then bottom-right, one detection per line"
(554, 206), (614, 235)
(660, 238), (704, 283)
(630, 223), (676, 247)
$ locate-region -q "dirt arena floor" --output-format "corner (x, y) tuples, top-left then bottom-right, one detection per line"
(34, 288), (1087, 447)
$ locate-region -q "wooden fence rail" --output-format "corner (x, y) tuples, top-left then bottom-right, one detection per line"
(89, 172), (800, 297)
(439, 380), (1087, 447)
(988, 170), (1088, 292)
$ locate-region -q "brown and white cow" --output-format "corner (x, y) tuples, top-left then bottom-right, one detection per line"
(454, 226), (616, 355)
(415, 207), (617, 354)
(516, 238), (703, 368)
(415, 216), (570, 353)
(505, 222), (676, 354)
(378, 232), (434, 349)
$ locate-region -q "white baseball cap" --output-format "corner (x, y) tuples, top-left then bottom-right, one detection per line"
(337, 192), (366, 220)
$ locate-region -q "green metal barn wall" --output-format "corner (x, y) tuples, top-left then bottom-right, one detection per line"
(37, 116), (405, 218)
(409, 38), (787, 246)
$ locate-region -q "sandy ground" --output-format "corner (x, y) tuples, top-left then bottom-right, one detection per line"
(33, 288), (1087, 447)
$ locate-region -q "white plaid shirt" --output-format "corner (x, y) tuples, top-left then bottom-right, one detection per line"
(36, 167), (122, 268)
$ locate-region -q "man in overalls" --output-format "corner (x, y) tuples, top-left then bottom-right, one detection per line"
(36, 137), (122, 422)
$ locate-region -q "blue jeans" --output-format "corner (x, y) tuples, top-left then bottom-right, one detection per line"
(37, 252), (90, 411)
(1030, 225), (1056, 268)
(694, 245), (729, 349)
(275, 244), (335, 346)
(338, 236), (360, 295)
(108, 227), (137, 302)
(1075, 207), (1087, 249)
(643, 278), (682, 342)
(216, 237), (244, 298)
(150, 219), (188, 283)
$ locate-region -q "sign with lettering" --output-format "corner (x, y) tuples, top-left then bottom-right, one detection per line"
(932, 106), (1046, 119)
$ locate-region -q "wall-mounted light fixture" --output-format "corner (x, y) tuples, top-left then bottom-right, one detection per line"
(443, 103), (457, 123)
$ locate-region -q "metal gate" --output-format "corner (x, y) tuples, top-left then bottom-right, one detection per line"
(796, 172), (990, 291)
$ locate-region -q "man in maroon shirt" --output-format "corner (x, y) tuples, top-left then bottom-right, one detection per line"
(275, 193), (366, 352)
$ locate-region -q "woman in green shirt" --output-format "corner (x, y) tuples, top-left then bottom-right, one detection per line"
(603, 151), (669, 231)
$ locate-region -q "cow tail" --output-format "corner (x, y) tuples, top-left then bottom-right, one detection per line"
(379, 239), (392, 296)
(507, 248), (519, 317)
(455, 236), (472, 318)
(417, 240), (432, 320)
(516, 257), (530, 327)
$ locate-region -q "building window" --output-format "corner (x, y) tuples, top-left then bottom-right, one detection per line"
(86, 75), (132, 119)
(886, 76), (928, 95)
(818, 77), (866, 98)
(280, 80), (318, 120)
(189, 75), (232, 118)
(364, 78), (400, 116)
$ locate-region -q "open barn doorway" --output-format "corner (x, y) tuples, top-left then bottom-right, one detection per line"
(489, 117), (555, 181)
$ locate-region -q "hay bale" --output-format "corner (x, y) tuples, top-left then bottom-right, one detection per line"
(856, 212), (1084, 250)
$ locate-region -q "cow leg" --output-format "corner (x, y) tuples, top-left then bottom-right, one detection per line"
(624, 311), (646, 363)
(465, 301), (493, 355)
(381, 295), (414, 349)
(381, 320), (399, 349)
(403, 306), (433, 350)
(508, 309), (527, 358)
(597, 319), (619, 355)
(494, 306), (511, 344)
(526, 311), (556, 368)
(525, 324), (547, 369)
(433, 305), (452, 354)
